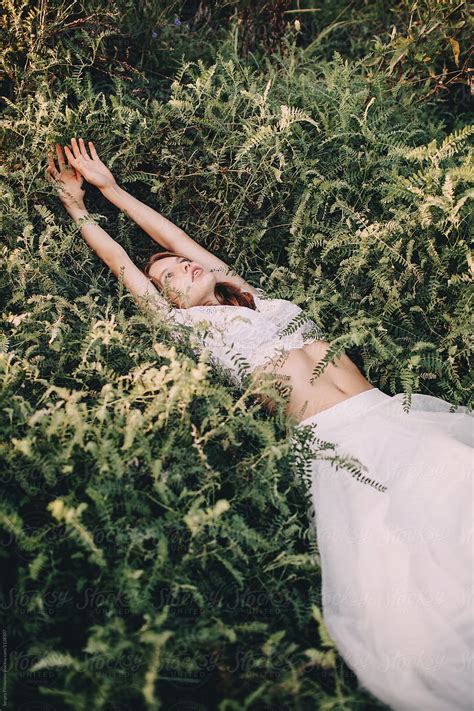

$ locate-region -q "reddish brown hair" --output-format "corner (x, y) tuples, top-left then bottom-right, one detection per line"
(143, 251), (257, 310)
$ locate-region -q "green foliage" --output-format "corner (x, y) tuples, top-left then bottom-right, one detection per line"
(295, 0), (472, 115)
(0, 0), (146, 99)
(1, 2), (472, 710)
(1, 298), (365, 708)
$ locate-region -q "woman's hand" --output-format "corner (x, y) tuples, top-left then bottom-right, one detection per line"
(46, 144), (85, 208)
(63, 137), (117, 191)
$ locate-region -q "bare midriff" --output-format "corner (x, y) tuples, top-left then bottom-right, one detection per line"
(250, 340), (375, 424)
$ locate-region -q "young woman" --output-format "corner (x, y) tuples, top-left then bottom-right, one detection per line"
(46, 138), (473, 711)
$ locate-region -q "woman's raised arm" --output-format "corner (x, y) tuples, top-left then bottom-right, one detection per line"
(64, 137), (260, 296)
(46, 146), (171, 316)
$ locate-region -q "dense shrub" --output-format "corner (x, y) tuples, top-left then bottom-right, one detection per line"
(1, 2), (472, 709)
(296, 0), (472, 108)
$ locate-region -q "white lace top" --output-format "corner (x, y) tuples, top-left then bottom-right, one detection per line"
(167, 288), (325, 387)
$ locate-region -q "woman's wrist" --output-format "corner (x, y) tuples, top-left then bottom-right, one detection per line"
(63, 200), (89, 222)
(100, 182), (123, 202)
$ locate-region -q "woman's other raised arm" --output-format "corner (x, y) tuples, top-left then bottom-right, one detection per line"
(66, 202), (171, 316)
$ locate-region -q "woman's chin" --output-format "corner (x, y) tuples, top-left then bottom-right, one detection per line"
(190, 282), (210, 303)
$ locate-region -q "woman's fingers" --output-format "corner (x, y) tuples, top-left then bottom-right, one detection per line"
(55, 144), (65, 169)
(64, 145), (79, 168)
(46, 154), (61, 183)
(47, 154), (57, 175)
(70, 136), (82, 160)
(88, 141), (99, 160)
(78, 137), (91, 160)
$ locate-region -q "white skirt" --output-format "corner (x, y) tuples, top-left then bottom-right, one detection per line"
(294, 387), (473, 711)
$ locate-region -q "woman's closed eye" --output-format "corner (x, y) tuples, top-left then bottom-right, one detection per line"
(164, 259), (191, 284)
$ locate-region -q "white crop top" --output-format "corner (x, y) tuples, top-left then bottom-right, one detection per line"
(167, 288), (325, 387)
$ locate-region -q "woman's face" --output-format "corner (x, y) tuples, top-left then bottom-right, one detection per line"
(148, 256), (218, 307)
